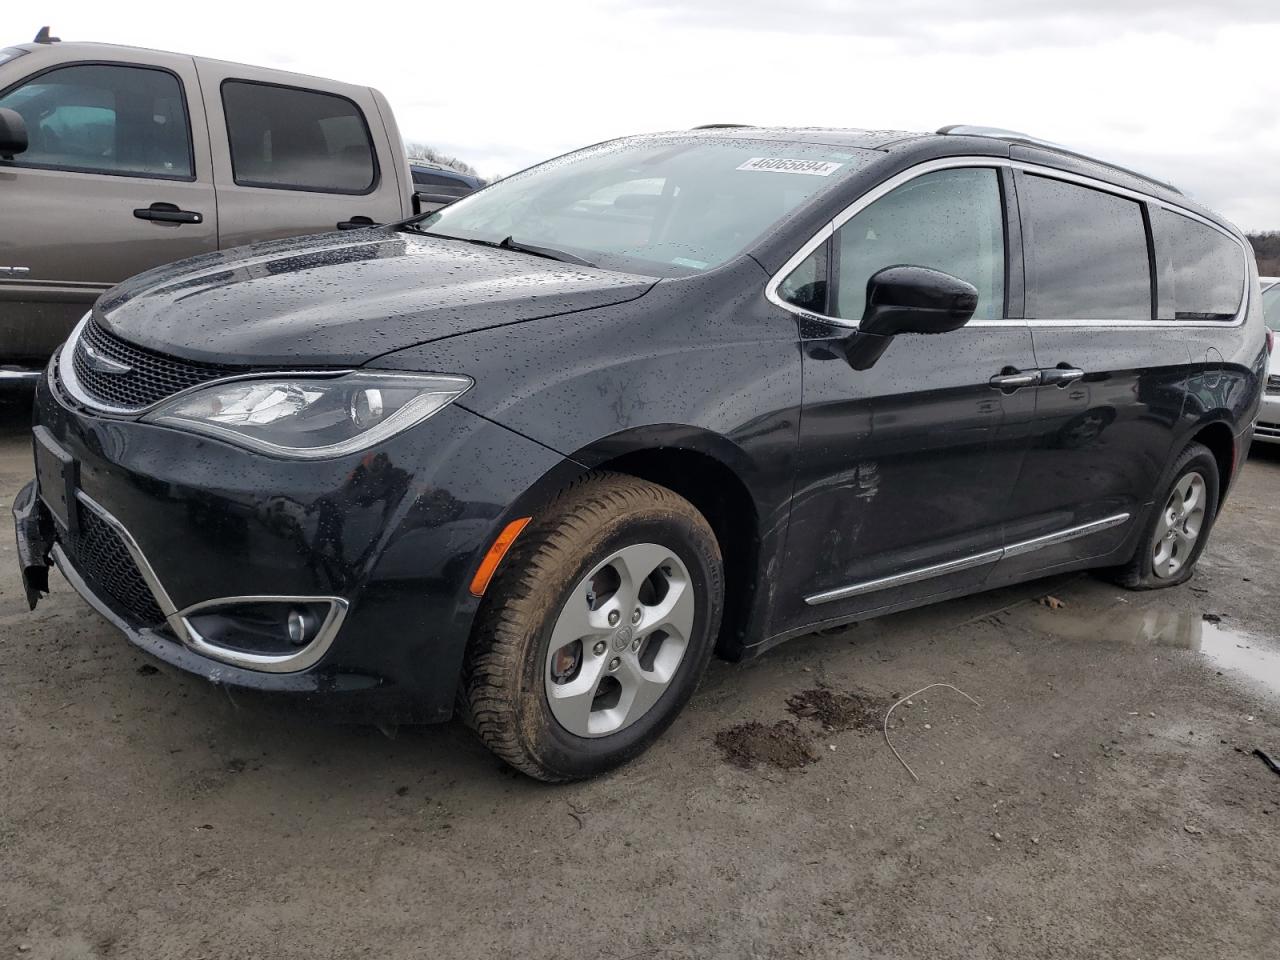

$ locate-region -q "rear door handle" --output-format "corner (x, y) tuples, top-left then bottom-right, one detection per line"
(1040, 366), (1086, 386)
(134, 202), (203, 224)
(337, 216), (379, 230)
(989, 369), (1042, 390)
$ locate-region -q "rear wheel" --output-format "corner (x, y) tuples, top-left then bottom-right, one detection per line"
(1107, 441), (1219, 590)
(462, 472), (724, 781)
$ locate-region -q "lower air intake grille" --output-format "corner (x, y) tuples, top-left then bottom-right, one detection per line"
(72, 318), (240, 410)
(63, 508), (166, 627)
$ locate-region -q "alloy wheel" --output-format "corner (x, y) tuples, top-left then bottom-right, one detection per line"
(544, 542), (695, 738)
(1152, 471), (1207, 579)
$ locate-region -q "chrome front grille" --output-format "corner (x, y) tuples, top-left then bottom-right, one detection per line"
(1267, 373), (1280, 395)
(70, 319), (240, 411)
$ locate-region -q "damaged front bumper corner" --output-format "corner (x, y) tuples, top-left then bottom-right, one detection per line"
(12, 480), (53, 610)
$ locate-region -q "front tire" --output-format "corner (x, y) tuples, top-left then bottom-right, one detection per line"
(1107, 441), (1220, 590)
(462, 472), (724, 781)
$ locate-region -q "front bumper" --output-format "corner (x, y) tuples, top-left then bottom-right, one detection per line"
(17, 369), (577, 721)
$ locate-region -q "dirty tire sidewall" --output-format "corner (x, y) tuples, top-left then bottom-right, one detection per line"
(466, 474), (724, 781)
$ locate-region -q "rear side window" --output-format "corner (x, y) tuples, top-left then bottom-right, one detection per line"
(221, 81), (376, 193)
(1021, 175), (1150, 320)
(0, 63), (192, 178)
(1151, 207), (1244, 320)
(830, 168), (1005, 322)
(412, 169), (472, 198)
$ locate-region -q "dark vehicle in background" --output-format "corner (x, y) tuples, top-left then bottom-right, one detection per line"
(13, 124), (1268, 780)
(0, 28), (429, 381)
(410, 162), (485, 212)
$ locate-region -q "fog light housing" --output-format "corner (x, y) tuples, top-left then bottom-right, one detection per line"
(177, 596), (348, 672)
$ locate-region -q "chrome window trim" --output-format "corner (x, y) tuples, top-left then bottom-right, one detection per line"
(73, 491), (348, 673)
(766, 156), (1252, 331)
(804, 512), (1130, 606)
(57, 313), (353, 418)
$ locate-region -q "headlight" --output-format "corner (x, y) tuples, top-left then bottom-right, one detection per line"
(143, 371), (472, 459)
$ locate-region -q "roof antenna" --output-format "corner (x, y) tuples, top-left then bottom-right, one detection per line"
(34, 26), (60, 44)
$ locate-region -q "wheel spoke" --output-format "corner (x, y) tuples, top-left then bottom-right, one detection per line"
(612, 543), (672, 605)
(547, 589), (611, 651)
(1154, 507), (1172, 542)
(545, 652), (608, 737)
(639, 575), (695, 642)
(1174, 528), (1195, 561)
(611, 656), (672, 730)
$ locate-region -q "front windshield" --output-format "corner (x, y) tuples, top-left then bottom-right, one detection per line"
(404, 137), (877, 277)
(1263, 283), (1280, 332)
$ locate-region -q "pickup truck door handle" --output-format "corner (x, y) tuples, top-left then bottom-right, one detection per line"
(1040, 366), (1086, 386)
(336, 216), (379, 230)
(989, 368), (1042, 390)
(134, 202), (203, 224)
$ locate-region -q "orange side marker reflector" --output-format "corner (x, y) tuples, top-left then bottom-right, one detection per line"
(469, 517), (532, 597)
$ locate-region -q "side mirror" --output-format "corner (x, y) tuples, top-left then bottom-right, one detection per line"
(843, 265), (979, 370)
(0, 108), (28, 160)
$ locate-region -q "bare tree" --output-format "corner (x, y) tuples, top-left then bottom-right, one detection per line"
(1247, 232), (1280, 276)
(404, 141), (478, 178)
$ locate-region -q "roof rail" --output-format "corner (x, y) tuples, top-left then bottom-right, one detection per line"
(937, 124), (1181, 195)
(33, 25), (60, 44)
(691, 124), (753, 130)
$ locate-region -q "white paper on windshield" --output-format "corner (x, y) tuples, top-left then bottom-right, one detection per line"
(736, 158), (843, 176)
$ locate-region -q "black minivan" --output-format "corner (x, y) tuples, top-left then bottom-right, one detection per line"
(14, 125), (1269, 780)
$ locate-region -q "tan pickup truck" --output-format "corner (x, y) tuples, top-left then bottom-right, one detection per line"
(0, 28), (456, 380)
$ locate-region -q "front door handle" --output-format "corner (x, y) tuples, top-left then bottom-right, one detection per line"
(1040, 366), (1086, 387)
(134, 202), (203, 224)
(989, 368), (1042, 390)
(337, 216), (379, 230)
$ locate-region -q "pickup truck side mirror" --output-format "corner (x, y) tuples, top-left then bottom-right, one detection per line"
(0, 108), (28, 160)
(842, 265), (979, 370)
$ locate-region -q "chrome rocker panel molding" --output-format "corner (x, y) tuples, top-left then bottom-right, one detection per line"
(805, 512), (1130, 606)
(69, 490), (348, 673)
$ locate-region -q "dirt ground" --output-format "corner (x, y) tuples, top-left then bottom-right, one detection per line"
(1, 395), (1276, 960)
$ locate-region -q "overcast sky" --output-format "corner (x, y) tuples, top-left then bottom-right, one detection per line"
(25, 0), (1280, 229)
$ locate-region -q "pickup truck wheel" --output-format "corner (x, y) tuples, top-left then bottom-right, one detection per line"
(462, 473), (724, 782)
(1105, 442), (1219, 590)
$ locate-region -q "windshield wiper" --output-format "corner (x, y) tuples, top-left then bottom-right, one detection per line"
(400, 227), (596, 268)
(497, 236), (596, 268)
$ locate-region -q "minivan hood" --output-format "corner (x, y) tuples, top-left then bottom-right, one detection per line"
(95, 231), (655, 366)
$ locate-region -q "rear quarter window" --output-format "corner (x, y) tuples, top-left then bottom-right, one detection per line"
(1020, 174), (1151, 321)
(1150, 207), (1245, 321)
(221, 80), (377, 194)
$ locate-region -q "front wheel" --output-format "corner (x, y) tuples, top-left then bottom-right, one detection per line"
(462, 472), (724, 781)
(1107, 441), (1220, 590)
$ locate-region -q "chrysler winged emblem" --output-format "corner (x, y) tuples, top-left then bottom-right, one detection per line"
(82, 341), (133, 376)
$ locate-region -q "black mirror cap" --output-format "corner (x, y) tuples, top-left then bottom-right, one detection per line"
(0, 108), (28, 159)
(859, 265), (980, 337)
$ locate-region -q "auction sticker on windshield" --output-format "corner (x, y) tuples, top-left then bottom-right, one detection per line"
(736, 157), (843, 176)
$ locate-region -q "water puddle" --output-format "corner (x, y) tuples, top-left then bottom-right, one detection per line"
(1006, 602), (1280, 697)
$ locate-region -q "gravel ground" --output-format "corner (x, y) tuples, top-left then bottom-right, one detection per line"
(1, 395), (1276, 960)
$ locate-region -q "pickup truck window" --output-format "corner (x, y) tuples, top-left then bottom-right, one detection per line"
(0, 63), (192, 179)
(221, 80), (376, 195)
